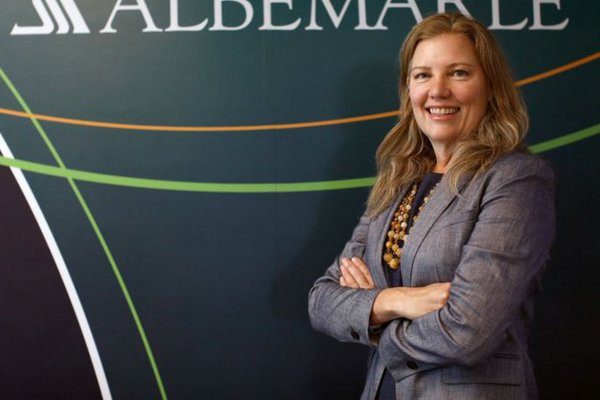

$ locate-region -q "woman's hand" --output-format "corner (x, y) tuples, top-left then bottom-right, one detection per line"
(339, 257), (374, 289)
(370, 283), (451, 325)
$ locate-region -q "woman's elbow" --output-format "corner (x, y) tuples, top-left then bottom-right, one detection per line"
(307, 284), (328, 333)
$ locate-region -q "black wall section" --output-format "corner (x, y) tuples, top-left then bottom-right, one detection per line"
(0, 163), (100, 399)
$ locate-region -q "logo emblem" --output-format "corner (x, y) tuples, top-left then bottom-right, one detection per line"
(12, 0), (90, 35)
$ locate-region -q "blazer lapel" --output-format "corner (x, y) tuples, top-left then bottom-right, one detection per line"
(400, 175), (470, 286)
(366, 184), (410, 288)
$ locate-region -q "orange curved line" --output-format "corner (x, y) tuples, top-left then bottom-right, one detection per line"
(0, 51), (597, 132)
(514, 51), (600, 87)
(0, 108), (399, 132)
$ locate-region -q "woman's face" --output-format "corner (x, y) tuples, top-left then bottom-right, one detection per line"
(408, 33), (489, 152)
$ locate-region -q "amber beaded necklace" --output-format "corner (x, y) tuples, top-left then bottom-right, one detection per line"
(383, 181), (438, 270)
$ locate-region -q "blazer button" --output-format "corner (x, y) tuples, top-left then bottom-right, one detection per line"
(350, 330), (360, 340)
(406, 360), (418, 370)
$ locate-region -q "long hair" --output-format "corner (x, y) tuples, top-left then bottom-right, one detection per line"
(366, 13), (529, 216)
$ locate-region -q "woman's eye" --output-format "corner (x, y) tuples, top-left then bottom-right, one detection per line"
(413, 72), (429, 80)
(452, 69), (469, 77)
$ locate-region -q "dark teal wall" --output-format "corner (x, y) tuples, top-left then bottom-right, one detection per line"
(0, 1), (598, 399)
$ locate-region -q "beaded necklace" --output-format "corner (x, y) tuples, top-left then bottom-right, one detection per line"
(383, 181), (438, 270)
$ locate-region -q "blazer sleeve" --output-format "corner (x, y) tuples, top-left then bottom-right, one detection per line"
(308, 213), (384, 347)
(377, 155), (556, 380)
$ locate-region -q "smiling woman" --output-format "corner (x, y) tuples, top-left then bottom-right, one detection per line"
(367, 11), (529, 216)
(309, 13), (555, 400)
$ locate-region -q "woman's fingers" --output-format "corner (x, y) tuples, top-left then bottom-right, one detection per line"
(415, 283), (452, 317)
(351, 257), (375, 287)
(339, 257), (374, 289)
(340, 264), (358, 288)
(436, 282), (451, 306)
(340, 275), (348, 287)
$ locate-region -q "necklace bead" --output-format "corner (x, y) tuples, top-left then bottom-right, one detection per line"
(383, 181), (438, 270)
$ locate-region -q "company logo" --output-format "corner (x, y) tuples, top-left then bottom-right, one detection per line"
(11, 0), (570, 36)
(12, 0), (90, 35)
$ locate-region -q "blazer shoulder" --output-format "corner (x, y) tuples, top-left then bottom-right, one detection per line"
(486, 151), (555, 182)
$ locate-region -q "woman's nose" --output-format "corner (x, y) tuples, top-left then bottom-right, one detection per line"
(429, 77), (450, 98)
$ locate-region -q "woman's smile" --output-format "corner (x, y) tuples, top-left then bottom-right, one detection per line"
(427, 106), (460, 119)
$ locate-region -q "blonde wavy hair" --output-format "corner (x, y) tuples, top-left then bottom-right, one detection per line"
(366, 13), (529, 216)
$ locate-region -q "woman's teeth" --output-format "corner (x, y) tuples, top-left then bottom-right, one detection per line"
(428, 107), (459, 115)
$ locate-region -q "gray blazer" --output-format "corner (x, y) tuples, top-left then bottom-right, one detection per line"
(308, 152), (555, 400)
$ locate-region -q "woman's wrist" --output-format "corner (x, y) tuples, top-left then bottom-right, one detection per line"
(370, 288), (404, 325)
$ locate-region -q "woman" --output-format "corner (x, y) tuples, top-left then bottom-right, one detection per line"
(308, 13), (555, 400)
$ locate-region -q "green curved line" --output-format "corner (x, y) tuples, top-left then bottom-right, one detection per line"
(528, 123), (600, 153)
(0, 122), (598, 193)
(0, 69), (168, 399)
(0, 155), (377, 192)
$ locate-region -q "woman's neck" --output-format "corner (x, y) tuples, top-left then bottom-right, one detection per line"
(432, 143), (454, 173)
